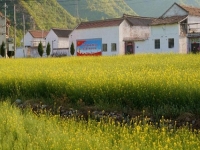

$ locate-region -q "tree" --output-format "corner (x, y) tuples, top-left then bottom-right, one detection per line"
(0, 41), (6, 58)
(38, 41), (43, 57)
(46, 42), (51, 57)
(70, 42), (75, 56)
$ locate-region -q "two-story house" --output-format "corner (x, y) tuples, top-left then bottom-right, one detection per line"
(69, 3), (200, 55)
(45, 28), (72, 56)
(22, 30), (49, 57)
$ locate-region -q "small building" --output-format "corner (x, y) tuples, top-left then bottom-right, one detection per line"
(69, 15), (152, 56)
(69, 3), (200, 55)
(21, 30), (49, 57)
(45, 28), (72, 57)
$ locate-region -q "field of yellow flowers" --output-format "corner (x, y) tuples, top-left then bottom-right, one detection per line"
(1, 54), (200, 149)
(0, 101), (200, 150)
(0, 54), (200, 117)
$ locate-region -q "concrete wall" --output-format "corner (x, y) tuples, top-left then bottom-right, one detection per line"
(69, 26), (120, 56)
(45, 29), (58, 54)
(149, 24), (180, 53)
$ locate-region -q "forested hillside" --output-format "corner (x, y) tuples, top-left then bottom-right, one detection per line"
(58, 0), (137, 21)
(0, 0), (79, 46)
(0, 0), (137, 46)
(125, 0), (200, 17)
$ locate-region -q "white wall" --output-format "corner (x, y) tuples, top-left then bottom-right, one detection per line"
(69, 26), (120, 56)
(23, 32), (33, 47)
(58, 37), (69, 48)
(45, 29), (58, 54)
(119, 20), (151, 54)
(162, 4), (188, 18)
(147, 24), (180, 53)
(188, 15), (200, 33)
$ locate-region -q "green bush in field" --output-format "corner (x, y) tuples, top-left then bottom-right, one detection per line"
(46, 42), (51, 57)
(0, 101), (200, 150)
(38, 41), (43, 57)
(0, 41), (6, 57)
(70, 42), (75, 56)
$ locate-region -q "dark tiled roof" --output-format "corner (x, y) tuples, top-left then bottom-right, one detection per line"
(76, 18), (124, 29)
(151, 15), (188, 25)
(179, 4), (200, 17)
(29, 30), (49, 38)
(52, 28), (72, 38)
(126, 17), (153, 26)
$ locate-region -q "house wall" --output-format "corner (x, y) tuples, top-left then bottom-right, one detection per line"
(23, 32), (46, 47)
(58, 37), (69, 48)
(148, 24), (180, 53)
(119, 20), (151, 54)
(69, 26), (120, 56)
(188, 15), (200, 33)
(0, 16), (6, 46)
(23, 32), (33, 47)
(162, 4), (188, 17)
(45, 30), (58, 53)
(132, 24), (181, 54)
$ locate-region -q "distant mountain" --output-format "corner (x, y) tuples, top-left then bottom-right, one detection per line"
(57, 0), (137, 21)
(125, 0), (200, 17)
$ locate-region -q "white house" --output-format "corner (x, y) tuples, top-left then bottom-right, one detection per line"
(45, 28), (72, 56)
(69, 15), (152, 56)
(69, 3), (200, 55)
(21, 30), (49, 57)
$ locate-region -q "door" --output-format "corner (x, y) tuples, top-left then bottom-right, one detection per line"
(191, 43), (199, 53)
(125, 42), (134, 54)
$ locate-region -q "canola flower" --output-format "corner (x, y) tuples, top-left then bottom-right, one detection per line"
(0, 54), (200, 116)
(0, 101), (200, 150)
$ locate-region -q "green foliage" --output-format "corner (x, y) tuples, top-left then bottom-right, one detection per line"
(70, 42), (75, 56)
(58, 0), (137, 21)
(38, 41), (43, 57)
(46, 42), (51, 57)
(0, 41), (5, 57)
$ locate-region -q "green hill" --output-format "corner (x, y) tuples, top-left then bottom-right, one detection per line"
(0, 0), (137, 46)
(58, 0), (137, 21)
(0, 0), (79, 46)
(125, 0), (200, 17)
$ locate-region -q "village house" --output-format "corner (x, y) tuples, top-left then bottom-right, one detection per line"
(45, 28), (72, 56)
(19, 30), (49, 57)
(69, 3), (200, 56)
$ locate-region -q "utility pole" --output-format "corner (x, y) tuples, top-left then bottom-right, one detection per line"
(23, 14), (25, 57)
(76, 0), (80, 21)
(4, 3), (7, 58)
(14, 4), (16, 58)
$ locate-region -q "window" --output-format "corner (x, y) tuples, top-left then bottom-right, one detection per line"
(168, 38), (174, 48)
(155, 39), (160, 49)
(102, 44), (107, 52)
(111, 43), (117, 51)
